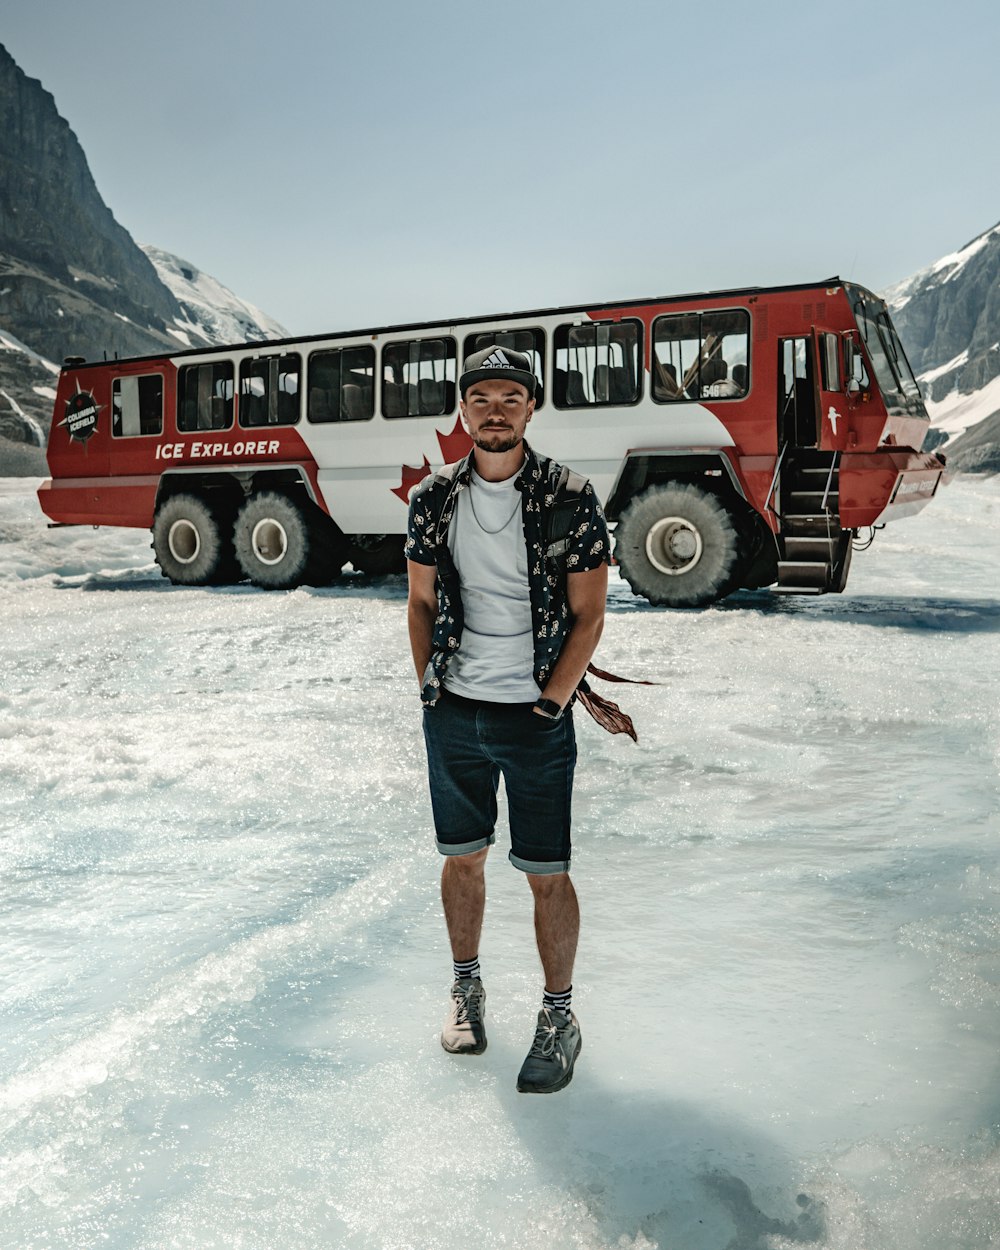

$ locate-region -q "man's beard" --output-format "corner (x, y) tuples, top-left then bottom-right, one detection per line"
(473, 428), (522, 454)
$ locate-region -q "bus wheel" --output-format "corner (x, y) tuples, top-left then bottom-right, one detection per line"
(152, 493), (238, 586)
(614, 482), (749, 608)
(348, 534), (406, 575)
(233, 490), (343, 589)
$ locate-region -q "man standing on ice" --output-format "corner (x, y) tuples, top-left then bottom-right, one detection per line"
(406, 344), (611, 1094)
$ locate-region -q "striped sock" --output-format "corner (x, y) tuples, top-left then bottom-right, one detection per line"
(543, 986), (572, 1015)
(453, 956), (481, 982)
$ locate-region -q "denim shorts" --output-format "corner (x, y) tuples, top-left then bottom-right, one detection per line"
(421, 688), (577, 874)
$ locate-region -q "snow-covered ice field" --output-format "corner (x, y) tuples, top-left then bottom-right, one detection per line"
(1, 474), (999, 1250)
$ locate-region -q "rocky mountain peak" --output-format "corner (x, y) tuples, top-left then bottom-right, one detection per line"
(0, 42), (185, 363)
(0, 43), (286, 473)
(884, 221), (1000, 471)
(140, 245), (288, 348)
(886, 221), (1000, 401)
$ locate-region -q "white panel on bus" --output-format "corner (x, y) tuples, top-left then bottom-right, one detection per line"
(309, 400), (734, 535)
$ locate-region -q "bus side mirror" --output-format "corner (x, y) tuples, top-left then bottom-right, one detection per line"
(846, 379), (861, 397)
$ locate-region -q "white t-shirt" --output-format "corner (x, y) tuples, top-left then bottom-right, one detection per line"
(443, 465), (539, 702)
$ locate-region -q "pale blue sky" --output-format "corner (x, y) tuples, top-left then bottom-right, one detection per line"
(5, 0), (1000, 335)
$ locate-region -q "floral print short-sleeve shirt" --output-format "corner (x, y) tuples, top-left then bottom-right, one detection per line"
(405, 442), (610, 706)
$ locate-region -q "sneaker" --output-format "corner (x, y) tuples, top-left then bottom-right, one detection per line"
(441, 977), (487, 1055)
(516, 1008), (582, 1093)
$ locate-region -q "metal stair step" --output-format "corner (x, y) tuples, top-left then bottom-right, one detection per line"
(783, 536), (835, 560)
(787, 490), (839, 511)
(782, 514), (840, 537)
(775, 455), (841, 593)
(776, 559), (831, 590)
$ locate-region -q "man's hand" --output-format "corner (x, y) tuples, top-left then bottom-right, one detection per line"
(538, 562), (608, 710)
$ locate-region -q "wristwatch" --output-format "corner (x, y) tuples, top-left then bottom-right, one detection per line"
(533, 697), (564, 720)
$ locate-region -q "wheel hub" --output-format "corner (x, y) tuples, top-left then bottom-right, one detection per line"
(645, 516), (703, 575)
(251, 518), (288, 566)
(167, 518), (201, 565)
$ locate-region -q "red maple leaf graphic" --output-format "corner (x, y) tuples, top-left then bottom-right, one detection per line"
(437, 416), (473, 462)
(391, 456), (431, 504)
(390, 418), (474, 506)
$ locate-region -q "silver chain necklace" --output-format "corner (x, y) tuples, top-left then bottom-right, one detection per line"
(467, 478), (521, 535)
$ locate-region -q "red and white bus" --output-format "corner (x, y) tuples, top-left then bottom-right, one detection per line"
(38, 278), (945, 606)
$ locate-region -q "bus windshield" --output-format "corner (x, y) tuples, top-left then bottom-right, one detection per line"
(850, 289), (922, 406)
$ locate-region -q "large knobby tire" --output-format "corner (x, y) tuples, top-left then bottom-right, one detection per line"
(348, 534), (406, 575)
(152, 493), (238, 586)
(615, 482), (750, 608)
(233, 490), (345, 589)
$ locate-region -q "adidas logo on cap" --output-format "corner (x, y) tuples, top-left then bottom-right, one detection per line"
(480, 349), (511, 368)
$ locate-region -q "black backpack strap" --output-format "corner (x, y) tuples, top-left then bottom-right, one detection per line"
(545, 463), (587, 559)
(426, 455), (587, 559)
(423, 460), (465, 539)
(431, 460), (463, 487)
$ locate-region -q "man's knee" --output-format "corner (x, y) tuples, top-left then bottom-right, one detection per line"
(526, 869), (571, 898)
(443, 846), (489, 876)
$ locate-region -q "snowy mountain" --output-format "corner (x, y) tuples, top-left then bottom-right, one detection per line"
(141, 245), (288, 349)
(0, 335), (51, 445)
(0, 42), (286, 474)
(885, 221), (1000, 471)
(0, 329), (59, 473)
(0, 239), (290, 477)
(0, 44), (188, 364)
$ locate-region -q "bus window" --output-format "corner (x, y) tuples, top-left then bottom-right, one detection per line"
(653, 310), (749, 401)
(238, 354), (301, 427)
(382, 338), (456, 419)
(877, 311), (921, 398)
(308, 346), (375, 422)
(177, 362), (234, 432)
(652, 314), (700, 400)
(112, 374), (163, 437)
(463, 328), (545, 407)
(553, 320), (641, 408)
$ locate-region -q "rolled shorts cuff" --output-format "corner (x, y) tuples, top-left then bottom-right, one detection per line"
(436, 831), (496, 857)
(508, 850), (571, 876)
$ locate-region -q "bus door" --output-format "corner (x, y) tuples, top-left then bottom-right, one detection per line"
(778, 337), (817, 448)
(812, 329), (848, 451)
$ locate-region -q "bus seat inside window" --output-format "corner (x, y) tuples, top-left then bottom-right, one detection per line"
(382, 338), (456, 418)
(553, 321), (640, 408)
(113, 374), (163, 437)
(653, 310), (749, 402)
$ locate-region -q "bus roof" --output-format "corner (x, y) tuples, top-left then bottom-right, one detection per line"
(65, 275), (849, 371)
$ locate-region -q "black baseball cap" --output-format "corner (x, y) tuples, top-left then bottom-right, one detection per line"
(459, 345), (537, 399)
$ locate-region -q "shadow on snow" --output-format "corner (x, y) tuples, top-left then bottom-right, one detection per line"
(50, 568), (1000, 634)
(605, 587), (1000, 633)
